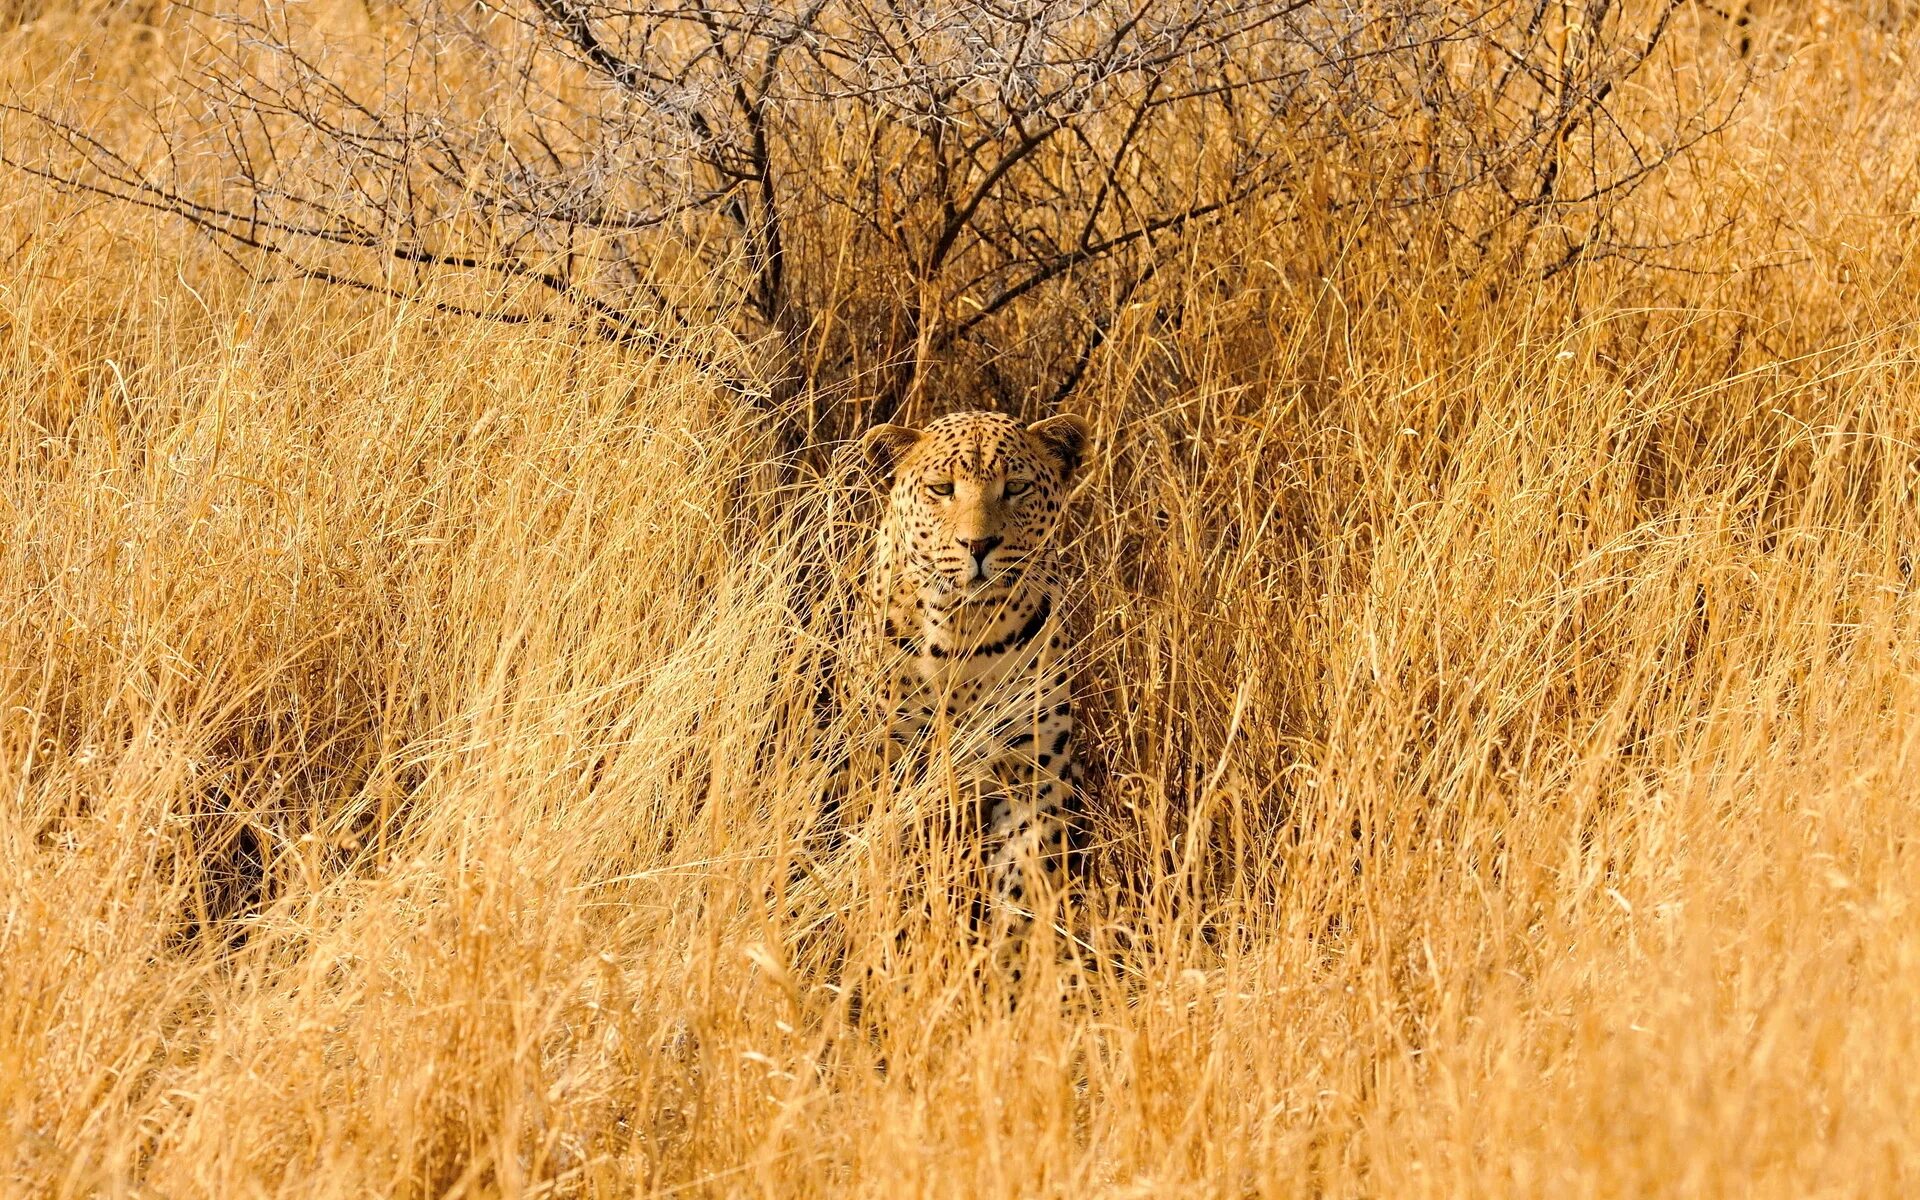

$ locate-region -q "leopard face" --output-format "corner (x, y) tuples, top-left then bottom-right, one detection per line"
(861, 410), (1090, 609)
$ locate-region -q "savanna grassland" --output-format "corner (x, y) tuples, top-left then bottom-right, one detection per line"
(4, 0), (1920, 1195)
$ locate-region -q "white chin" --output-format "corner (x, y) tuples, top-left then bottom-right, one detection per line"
(929, 577), (1002, 605)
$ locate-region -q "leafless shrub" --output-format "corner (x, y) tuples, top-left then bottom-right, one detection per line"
(3, 0), (1745, 441)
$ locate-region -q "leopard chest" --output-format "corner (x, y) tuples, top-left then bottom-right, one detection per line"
(885, 591), (1075, 781)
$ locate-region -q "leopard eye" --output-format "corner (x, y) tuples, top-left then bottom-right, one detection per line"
(927, 481), (954, 498)
(1004, 479), (1033, 498)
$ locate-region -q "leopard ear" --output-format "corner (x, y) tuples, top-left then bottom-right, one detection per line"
(1026, 414), (1092, 479)
(858, 423), (923, 481)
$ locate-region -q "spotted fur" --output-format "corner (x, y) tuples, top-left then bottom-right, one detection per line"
(857, 409), (1091, 979)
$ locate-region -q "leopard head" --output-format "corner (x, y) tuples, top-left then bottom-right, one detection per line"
(861, 410), (1091, 607)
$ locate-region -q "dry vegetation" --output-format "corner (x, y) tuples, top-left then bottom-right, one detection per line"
(5, 0), (1920, 1195)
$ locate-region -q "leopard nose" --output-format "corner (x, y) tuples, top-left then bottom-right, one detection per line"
(959, 535), (1002, 564)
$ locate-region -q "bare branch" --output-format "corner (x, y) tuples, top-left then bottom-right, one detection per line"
(3, 0), (1747, 443)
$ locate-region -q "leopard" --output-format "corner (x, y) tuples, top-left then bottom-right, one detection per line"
(851, 408), (1093, 983)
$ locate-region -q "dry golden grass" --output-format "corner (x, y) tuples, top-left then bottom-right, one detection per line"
(5, 2), (1920, 1196)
